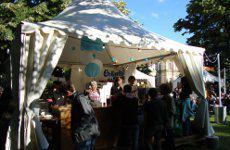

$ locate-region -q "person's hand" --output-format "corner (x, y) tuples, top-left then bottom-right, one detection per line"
(192, 99), (197, 104)
(67, 91), (73, 96)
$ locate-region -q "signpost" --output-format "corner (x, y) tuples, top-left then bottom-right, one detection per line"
(217, 53), (222, 106)
(215, 53), (227, 124)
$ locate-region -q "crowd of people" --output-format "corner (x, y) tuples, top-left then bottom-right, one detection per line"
(109, 76), (198, 150)
(13, 74), (229, 150)
(206, 87), (230, 114)
(68, 75), (202, 150)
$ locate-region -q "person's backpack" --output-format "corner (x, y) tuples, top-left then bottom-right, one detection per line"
(71, 94), (100, 143)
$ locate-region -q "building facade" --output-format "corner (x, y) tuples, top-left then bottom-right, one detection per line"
(155, 61), (180, 87)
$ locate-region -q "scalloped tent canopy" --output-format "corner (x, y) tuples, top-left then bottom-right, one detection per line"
(22, 0), (205, 65)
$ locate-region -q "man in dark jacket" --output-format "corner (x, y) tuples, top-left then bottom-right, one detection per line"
(118, 84), (139, 150)
(144, 88), (168, 150)
(71, 93), (100, 150)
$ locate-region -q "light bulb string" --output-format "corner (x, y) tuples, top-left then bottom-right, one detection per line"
(68, 35), (165, 51)
(204, 52), (218, 63)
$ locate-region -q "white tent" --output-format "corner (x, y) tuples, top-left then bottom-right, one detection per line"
(203, 70), (224, 84)
(134, 70), (155, 87)
(124, 63), (155, 87)
(6, 0), (214, 149)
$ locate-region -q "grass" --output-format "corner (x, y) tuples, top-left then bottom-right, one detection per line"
(178, 115), (230, 150)
(210, 115), (230, 150)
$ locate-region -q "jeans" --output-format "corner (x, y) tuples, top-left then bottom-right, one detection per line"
(182, 118), (191, 136)
(75, 138), (95, 150)
(117, 124), (139, 150)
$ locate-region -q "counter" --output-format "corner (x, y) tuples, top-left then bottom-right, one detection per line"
(93, 105), (120, 149)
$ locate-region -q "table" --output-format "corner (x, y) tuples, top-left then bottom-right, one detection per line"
(40, 116), (61, 150)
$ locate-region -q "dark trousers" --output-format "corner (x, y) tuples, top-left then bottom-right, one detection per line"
(144, 125), (163, 150)
(117, 125), (139, 150)
(75, 138), (95, 150)
(164, 129), (175, 150)
(182, 118), (191, 136)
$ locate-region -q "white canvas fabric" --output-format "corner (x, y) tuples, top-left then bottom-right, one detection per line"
(5, 22), (68, 149)
(124, 64), (155, 87)
(174, 52), (205, 98)
(135, 70), (155, 87)
(173, 52), (214, 136)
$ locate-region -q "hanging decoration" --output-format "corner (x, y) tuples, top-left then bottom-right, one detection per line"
(84, 59), (103, 78)
(129, 57), (135, 62)
(78, 67), (82, 72)
(112, 57), (116, 62)
(81, 36), (105, 51)
(92, 53), (96, 59)
(85, 63), (100, 77)
(91, 58), (103, 69)
(144, 58), (149, 62)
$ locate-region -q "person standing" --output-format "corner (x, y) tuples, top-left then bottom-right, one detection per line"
(118, 85), (139, 150)
(88, 81), (100, 102)
(128, 76), (138, 98)
(180, 77), (194, 136)
(111, 77), (123, 97)
(144, 88), (168, 150)
(111, 77), (123, 104)
(160, 84), (176, 150)
(71, 93), (100, 150)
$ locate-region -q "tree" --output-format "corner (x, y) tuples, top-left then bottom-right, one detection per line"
(174, 0), (230, 67)
(0, 0), (71, 68)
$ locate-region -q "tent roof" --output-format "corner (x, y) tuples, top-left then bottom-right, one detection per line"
(38, 0), (204, 54)
(22, 0), (205, 65)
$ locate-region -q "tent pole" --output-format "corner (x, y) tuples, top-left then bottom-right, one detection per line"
(223, 68), (226, 94)
(217, 53), (222, 106)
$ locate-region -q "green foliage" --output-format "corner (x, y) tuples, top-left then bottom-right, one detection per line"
(0, 0), (71, 65)
(137, 64), (152, 75)
(112, 0), (130, 16)
(174, 0), (230, 66)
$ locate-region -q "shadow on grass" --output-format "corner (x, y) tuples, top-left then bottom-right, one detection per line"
(212, 121), (230, 150)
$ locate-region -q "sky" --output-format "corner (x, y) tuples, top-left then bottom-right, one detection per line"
(124, 0), (191, 44)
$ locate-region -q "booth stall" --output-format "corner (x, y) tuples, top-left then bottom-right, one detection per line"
(6, 0), (214, 149)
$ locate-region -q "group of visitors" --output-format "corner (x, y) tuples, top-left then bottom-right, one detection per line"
(112, 76), (199, 150)
(110, 76), (174, 150)
(44, 74), (198, 150)
(206, 85), (230, 114)
(69, 75), (198, 150)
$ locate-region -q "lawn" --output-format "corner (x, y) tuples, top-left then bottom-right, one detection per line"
(178, 115), (230, 150)
(210, 115), (230, 150)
